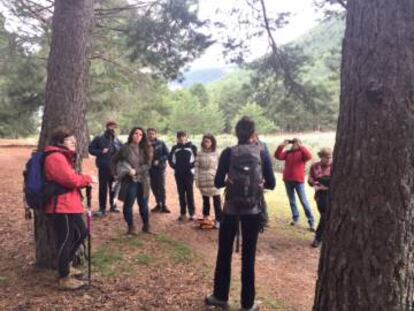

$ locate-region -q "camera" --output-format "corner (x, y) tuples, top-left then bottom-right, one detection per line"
(288, 140), (295, 144)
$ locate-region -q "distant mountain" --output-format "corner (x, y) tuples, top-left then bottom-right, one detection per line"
(174, 17), (345, 89)
(171, 66), (236, 89)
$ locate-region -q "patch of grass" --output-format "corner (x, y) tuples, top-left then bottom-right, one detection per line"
(111, 234), (144, 249)
(92, 247), (123, 277)
(265, 173), (319, 227)
(0, 276), (7, 285)
(135, 253), (154, 266)
(156, 235), (195, 264)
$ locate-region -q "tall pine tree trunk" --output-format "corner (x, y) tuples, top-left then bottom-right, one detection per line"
(35, 0), (94, 268)
(313, 1), (414, 310)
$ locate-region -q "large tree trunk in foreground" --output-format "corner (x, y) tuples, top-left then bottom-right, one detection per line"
(313, 1), (414, 310)
(35, 0), (94, 268)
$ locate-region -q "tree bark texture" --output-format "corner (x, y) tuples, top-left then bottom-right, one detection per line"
(36, 0), (94, 268)
(313, 1), (414, 310)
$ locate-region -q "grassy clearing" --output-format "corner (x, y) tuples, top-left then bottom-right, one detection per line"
(92, 233), (199, 279)
(265, 173), (319, 229)
(156, 234), (195, 264)
(134, 253), (154, 266)
(92, 247), (123, 277)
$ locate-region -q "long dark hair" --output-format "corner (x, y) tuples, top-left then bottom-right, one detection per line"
(201, 133), (217, 152)
(127, 127), (153, 161)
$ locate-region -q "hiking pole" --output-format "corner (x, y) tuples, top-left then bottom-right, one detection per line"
(86, 186), (92, 286)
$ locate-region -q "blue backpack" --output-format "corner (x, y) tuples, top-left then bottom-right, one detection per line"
(24, 150), (69, 210)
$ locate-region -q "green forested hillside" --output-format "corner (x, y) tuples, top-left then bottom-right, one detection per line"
(202, 16), (345, 134)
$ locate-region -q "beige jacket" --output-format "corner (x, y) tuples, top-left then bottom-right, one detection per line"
(195, 150), (221, 197)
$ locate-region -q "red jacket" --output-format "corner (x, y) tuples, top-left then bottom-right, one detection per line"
(43, 146), (92, 214)
(275, 145), (312, 183)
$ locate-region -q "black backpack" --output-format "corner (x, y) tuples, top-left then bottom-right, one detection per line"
(225, 145), (263, 210)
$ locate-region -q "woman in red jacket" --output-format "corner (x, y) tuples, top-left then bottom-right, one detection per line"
(275, 138), (315, 230)
(43, 128), (93, 290)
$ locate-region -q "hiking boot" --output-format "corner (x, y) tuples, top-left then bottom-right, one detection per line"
(127, 225), (138, 236)
(205, 295), (229, 309)
(241, 303), (259, 311)
(69, 267), (84, 277)
(93, 210), (107, 218)
(142, 223), (151, 234)
(161, 205), (171, 213)
(59, 276), (86, 290)
(177, 215), (186, 221)
(151, 205), (162, 213)
(309, 224), (316, 232)
(311, 239), (321, 248)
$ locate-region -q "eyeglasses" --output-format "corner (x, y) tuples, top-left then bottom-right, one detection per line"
(64, 137), (76, 144)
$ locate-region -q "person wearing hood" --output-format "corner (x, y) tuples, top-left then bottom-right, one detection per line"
(88, 121), (122, 217)
(43, 127), (93, 290)
(168, 131), (197, 221)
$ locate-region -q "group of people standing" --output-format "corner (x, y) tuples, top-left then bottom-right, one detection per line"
(38, 117), (332, 311)
(88, 122), (224, 234)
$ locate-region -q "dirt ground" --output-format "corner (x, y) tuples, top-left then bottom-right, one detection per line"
(0, 144), (319, 311)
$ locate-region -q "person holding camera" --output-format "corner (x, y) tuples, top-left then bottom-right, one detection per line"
(308, 148), (332, 247)
(275, 138), (315, 230)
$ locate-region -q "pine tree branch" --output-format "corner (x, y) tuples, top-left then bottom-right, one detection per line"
(258, 0), (309, 101)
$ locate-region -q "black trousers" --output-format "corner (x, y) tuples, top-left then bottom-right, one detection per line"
(202, 195), (223, 222)
(315, 191), (329, 242)
(53, 214), (87, 278)
(149, 168), (166, 206)
(213, 214), (261, 309)
(98, 166), (115, 211)
(175, 174), (195, 216)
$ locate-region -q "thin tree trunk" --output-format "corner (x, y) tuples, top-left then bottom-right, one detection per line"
(313, 1), (414, 310)
(35, 0), (94, 268)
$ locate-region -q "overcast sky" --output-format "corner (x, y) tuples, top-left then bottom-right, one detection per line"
(191, 0), (322, 69)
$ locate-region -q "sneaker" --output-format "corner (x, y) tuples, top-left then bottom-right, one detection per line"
(161, 205), (171, 213)
(309, 224), (316, 232)
(189, 215), (196, 221)
(93, 210), (106, 218)
(311, 239), (321, 248)
(215, 221), (220, 229)
(110, 205), (120, 213)
(151, 205), (162, 213)
(177, 215), (186, 221)
(205, 295), (229, 309)
(59, 276), (86, 290)
(290, 220), (299, 226)
(241, 303), (259, 311)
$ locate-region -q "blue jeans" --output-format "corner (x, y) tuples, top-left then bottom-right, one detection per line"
(123, 181), (149, 227)
(284, 181), (314, 226)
